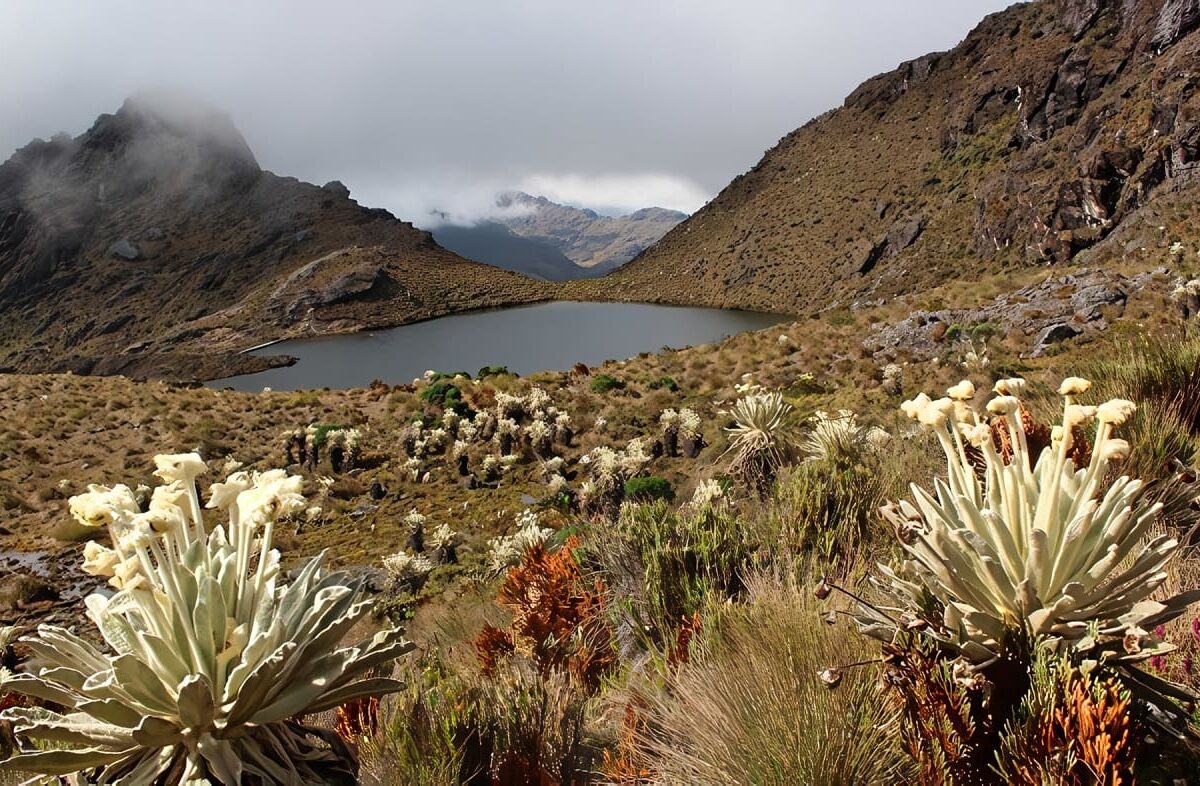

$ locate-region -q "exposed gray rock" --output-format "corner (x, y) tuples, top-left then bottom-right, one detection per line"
(864, 268), (1132, 360)
(1152, 0), (1200, 49)
(1058, 0), (1107, 38)
(109, 238), (140, 260)
(317, 266), (383, 306)
(321, 180), (351, 200)
(859, 216), (926, 274)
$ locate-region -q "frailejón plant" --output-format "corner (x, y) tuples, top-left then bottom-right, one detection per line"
(721, 386), (797, 492)
(0, 453), (414, 784)
(853, 378), (1200, 678)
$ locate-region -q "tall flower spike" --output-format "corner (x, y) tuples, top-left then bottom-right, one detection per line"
(993, 377), (1027, 397)
(947, 380), (975, 401)
(1058, 376), (1092, 402)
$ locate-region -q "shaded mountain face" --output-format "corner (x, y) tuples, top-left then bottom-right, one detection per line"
(432, 221), (600, 281)
(0, 96), (550, 380)
(493, 192), (687, 273)
(575, 0), (1200, 314)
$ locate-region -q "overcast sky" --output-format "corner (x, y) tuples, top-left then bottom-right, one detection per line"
(2, 1), (1010, 223)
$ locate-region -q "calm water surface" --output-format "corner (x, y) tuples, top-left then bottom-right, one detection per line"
(213, 301), (786, 391)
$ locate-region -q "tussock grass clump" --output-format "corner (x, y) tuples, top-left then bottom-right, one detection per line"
(1090, 333), (1200, 434)
(630, 575), (911, 785)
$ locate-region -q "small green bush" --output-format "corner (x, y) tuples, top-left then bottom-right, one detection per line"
(428, 371), (470, 383)
(765, 457), (896, 564)
(648, 376), (679, 392)
(624, 476), (675, 503)
(420, 382), (469, 415)
(969, 320), (1002, 342)
(826, 307), (856, 327)
(310, 423), (348, 448)
(590, 374), (625, 394)
(364, 658), (598, 785)
(588, 501), (755, 648)
(477, 365), (512, 380)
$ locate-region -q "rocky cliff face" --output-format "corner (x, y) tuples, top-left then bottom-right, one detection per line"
(495, 192), (687, 273)
(0, 96), (550, 380)
(573, 0), (1200, 315)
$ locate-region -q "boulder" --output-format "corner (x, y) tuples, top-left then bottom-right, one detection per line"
(321, 180), (351, 200)
(1032, 322), (1083, 355)
(109, 238), (141, 260)
(0, 574), (58, 618)
(865, 268), (1131, 360)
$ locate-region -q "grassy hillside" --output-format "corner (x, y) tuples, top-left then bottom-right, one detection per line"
(570, 0), (1200, 319)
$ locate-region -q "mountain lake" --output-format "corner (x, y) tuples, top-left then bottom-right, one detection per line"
(211, 301), (787, 391)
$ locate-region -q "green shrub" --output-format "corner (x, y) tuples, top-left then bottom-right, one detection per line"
(826, 307), (856, 327)
(286, 390), (322, 408)
(765, 458), (891, 564)
(969, 320), (1002, 342)
(648, 376), (679, 392)
(588, 501), (755, 649)
(365, 659), (598, 786)
(477, 365), (512, 380)
(420, 382), (469, 415)
(427, 371), (470, 383)
(304, 422), (342, 448)
(590, 374), (625, 394)
(624, 476), (675, 503)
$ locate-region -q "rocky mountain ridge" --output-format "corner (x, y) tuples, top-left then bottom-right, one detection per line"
(493, 191), (687, 273)
(0, 96), (551, 380)
(570, 0), (1200, 318)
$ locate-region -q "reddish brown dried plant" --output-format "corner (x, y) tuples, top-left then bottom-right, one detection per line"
(475, 536), (617, 691)
(991, 407), (1090, 469)
(334, 695), (380, 742)
(601, 699), (655, 785)
(1000, 669), (1138, 786)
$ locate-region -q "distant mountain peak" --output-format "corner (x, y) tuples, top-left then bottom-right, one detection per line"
(490, 191), (687, 270)
(430, 191), (686, 280)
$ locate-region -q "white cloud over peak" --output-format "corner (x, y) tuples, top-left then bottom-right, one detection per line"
(354, 172), (708, 228)
(516, 173), (709, 215)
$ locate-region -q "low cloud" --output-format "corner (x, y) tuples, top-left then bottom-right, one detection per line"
(357, 172), (707, 228)
(517, 173), (707, 215)
(352, 177), (531, 229)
